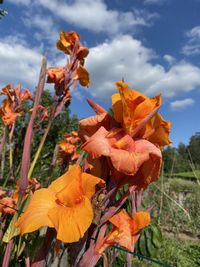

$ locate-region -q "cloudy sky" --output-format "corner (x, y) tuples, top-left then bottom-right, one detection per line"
(1, 0), (200, 147)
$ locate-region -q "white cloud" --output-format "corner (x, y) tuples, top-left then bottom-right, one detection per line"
(23, 14), (54, 33)
(7, 0), (158, 35)
(35, 0), (157, 35)
(2, 33), (200, 101)
(182, 26), (200, 56)
(170, 98), (195, 110)
(84, 35), (200, 99)
(0, 37), (43, 90)
(163, 54), (176, 65)
(22, 13), (58, 46)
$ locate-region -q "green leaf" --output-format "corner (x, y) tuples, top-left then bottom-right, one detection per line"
(145, 230), (158, 258)
(137, 231), (148, 257)
(151, 224), (163, 248)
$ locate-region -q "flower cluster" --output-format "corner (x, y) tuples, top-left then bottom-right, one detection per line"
(80, 81), (171, 190)
(47, 31), (90, 106)
(0, 31), (172, 267)
(0, 84), (32, 126)
(58, 131), (81, 163)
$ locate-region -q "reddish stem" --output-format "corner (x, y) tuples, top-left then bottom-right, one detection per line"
(31, 228), (56, 267)
(2, 239), (14, 267)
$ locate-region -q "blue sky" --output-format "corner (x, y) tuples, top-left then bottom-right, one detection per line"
(1, 0), (200, 147)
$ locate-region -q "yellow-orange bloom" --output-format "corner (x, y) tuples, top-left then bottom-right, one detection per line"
(57, 31), (89, 60)
(47, 68), (65, 84)
(112, 81), (171, 149)
(16, 165), (105, 243)
(74, 65), (90, 87)
(0, 99), (21, 125)
(96, 210), (150, 253)
(0, 84), (32, 125)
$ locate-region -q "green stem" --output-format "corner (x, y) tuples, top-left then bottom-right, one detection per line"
(28, 117), (53, 179)
(9, 123), (15, 180)
(1, 141), (5, 181)
(9, 137), (13, 176)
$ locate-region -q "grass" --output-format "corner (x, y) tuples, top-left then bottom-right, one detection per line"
(165, 170), (200, 181)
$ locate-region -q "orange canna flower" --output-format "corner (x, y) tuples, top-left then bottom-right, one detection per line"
(0, 197), (16, 214)
(74, 64), (90, 87)
(64, 131), (80, 143)
(59, 141), (75, 154)
(16, 165), (105, 243)
(47, 68), (65, 84)
(58, 131), (81, 163)
(0, 84), (32, 125)
(0, 99), (21, 125)
(57, 31), (80, 55)
(96, 210), (150, 253)
(1, 84), (32, 102)
(82, 126), (162, 189)
(57, 31), (89, 61)
(112, 81), (171, 149)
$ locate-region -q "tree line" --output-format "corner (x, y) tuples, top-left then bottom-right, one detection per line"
(162, 132), (200, 173)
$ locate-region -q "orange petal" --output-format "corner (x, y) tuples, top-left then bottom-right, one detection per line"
(110, 148), (149, 176)
(115, 81), (162, 137)
(81, 127), (111, 158)
(74, 65), (90, 87)
(132, 211), (151, 232)
(55, 174), (83, 207)
(82, 173), (105, 199)
(147, 113), (172, 149)
(48, 197), (93, 243)
(77, 46), (89, 60)
(109, 209), (132, 228)
(111, 93), (123, 124)
(57, 31), (80, 54)
(105, 210), (133, 251)
(133, 139), (162, 189)
(15, 189), (56, 234)
(79, 113), (109, 140)
(47, 68), (65, 84)
(48, 164), (81, 193)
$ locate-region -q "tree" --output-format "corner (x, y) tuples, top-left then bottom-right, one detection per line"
(188, 132), (200, 169)
(0, 0), (8, 19)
